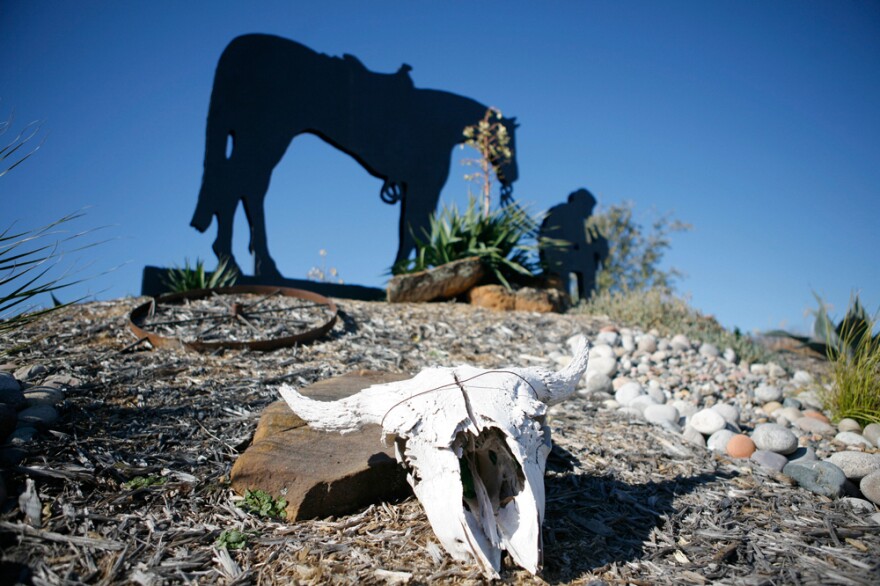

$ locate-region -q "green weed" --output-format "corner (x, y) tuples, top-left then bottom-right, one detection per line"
(161, 257), (238, 293)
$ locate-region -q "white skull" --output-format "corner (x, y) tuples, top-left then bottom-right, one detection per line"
(279, 337), (589, 578)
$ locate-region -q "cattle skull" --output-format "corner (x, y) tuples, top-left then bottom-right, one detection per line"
(279, 337), (589, 578)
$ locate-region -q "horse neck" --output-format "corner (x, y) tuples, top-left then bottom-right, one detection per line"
(420, 90), (491, 144)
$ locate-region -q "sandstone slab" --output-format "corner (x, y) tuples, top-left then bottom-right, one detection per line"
(387, 257), (485, 303)
(231, 371), (412, 520)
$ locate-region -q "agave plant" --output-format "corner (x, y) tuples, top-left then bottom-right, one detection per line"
(161, 257), (238, 293)
(391, 196), (542, 290)
(766, 293), (879, 360)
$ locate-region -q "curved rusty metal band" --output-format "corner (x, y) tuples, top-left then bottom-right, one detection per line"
(129, 285), (338, 351)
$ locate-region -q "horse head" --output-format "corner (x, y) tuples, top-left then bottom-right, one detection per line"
(496, 116), (519, 205)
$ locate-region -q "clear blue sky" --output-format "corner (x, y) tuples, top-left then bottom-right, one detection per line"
(2, 1), (878, 335)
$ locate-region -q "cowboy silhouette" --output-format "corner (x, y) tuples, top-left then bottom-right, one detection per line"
(540, 189), (608, 301)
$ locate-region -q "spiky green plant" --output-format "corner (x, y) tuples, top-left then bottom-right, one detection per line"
(820, 309), (880, 425)
(766, 293), (879, 360)
(1, 212), (100, 354)
(161, 257), (238, 293)
(391, 196), (541, 289)
(1, 108), (45, 178)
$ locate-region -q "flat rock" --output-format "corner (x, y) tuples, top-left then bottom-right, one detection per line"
(783, 460), (847, 498)
(387, 256), (485, 303)
(231, 371), (412, 520)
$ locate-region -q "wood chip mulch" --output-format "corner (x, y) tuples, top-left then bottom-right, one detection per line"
(1, 297), (878, 585)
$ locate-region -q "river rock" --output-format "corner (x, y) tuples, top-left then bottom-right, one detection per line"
(711, 403), (740, 426)
(0, 374), (24, 409)
(837, 418), (862, 433)
(793, 417), (835, 435)
(682, 426), (706, 448)
(24, 387), (65, 406)
(860, 470), (880, 506)
(0, 404), (16, 441)
(643, 404), (680, 426)
(826, 452), (880, 481)
(584, 373), (613, 395)
(699, 343), (720, 358)
(231, 370), (412, 520)
(726, 434), (756, 458)
(862, 423), (880, 447)
(752, 423), (798, 455)
(14, 364), (48, 382)
(670, 334), (690, 352)
(690, 409), (726, 435)
(834, 431), (874, 448)
(615, 382), (644, 405)
(387, 256), (485, 303)
(783, 460), (847, 498)
(792, 370), (814, 386)
(754, 384), (782, 403)
(751, 450), (788, 473)
(7, 426), (39, 446)
(788, 446), (817, 464)
(637, 334), (657, 353)
(16, 404), (59, 429)
(707, 429), (736, 453)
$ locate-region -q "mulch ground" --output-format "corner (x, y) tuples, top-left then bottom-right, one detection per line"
(1, 297), (878, 585)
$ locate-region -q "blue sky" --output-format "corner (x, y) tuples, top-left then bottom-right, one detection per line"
(2, 1), (878, 335)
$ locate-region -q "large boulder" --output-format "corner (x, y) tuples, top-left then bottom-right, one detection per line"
(231, 370), (412, 520)
(386, 257), (485, 302)
(468, 284), (568, 313)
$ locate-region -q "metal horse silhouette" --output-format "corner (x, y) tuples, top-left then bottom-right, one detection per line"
(190, 34), (519, 278)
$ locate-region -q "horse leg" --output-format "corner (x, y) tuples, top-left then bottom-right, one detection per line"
(395, 180), (444, 267)
(242, 191), (281, 279)
(212, 199), (241, 275)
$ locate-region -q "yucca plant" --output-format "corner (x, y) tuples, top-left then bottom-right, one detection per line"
(1, 212), (96, 345)
(391, 196), (541, 289)
(766, 293), (879, 360)
(161, 257), (238, 293)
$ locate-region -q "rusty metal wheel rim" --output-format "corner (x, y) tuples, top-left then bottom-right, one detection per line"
(129, 285), (338, 351)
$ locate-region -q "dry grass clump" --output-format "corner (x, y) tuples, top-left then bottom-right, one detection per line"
(576, 288), (777, 364)
(821, 315), (880, 425)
